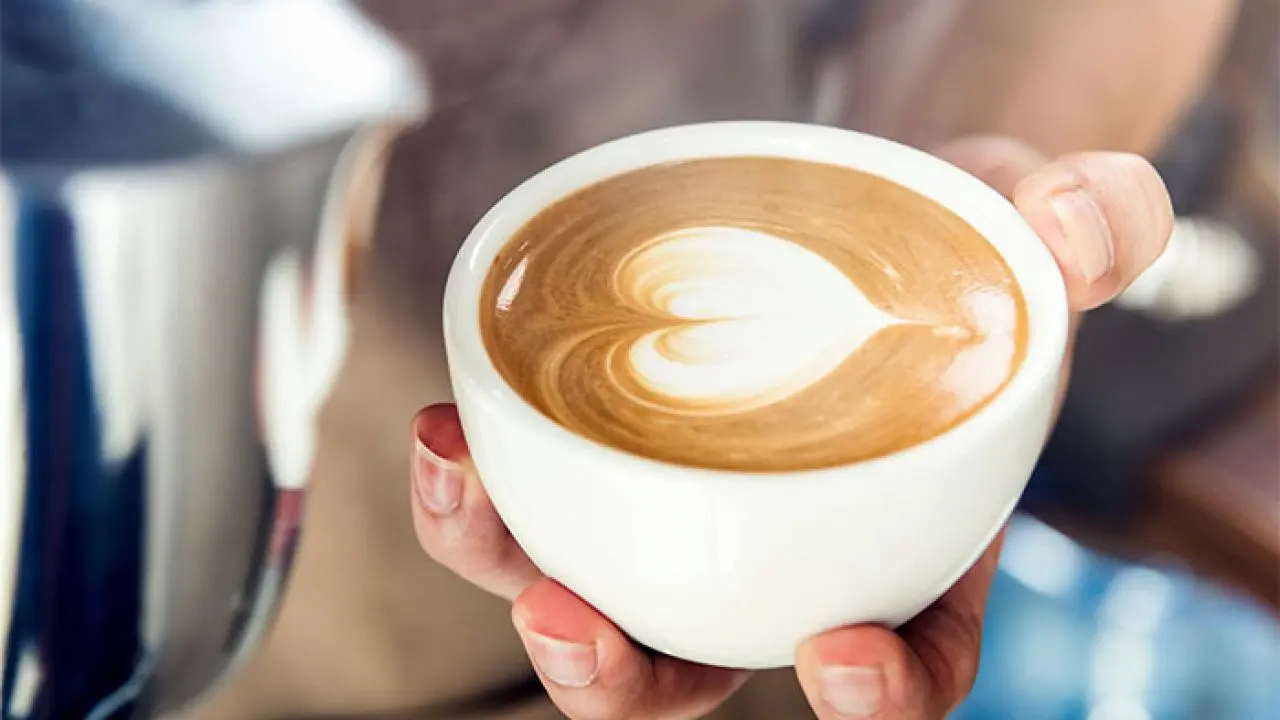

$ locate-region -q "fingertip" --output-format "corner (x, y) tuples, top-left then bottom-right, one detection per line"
(514, 579), (656, 707)
(515, 582), (749, 716)
(513, 579), (608, 644)
(796, 625), (923, 719)
(1014, 153), (1175, 311)
(803, 625), (913, 671)
(412, 403), (469, 463)
(513, 581), (608, 690)
(1013, 171), (1114, 307)
(411, 403), (470, 516)
(515, 579), (646, 684)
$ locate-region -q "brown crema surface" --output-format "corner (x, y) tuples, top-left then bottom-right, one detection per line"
(480, 156), (1028, 471)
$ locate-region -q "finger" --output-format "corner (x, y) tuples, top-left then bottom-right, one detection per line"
(513, 579), (749, 720)
(934, 139), (1169, 417)
(795, 532), (1005, 720)
(410, 403), (543, 600)
(1014, 152), (1174, 311)
(797, 622), (929, 720)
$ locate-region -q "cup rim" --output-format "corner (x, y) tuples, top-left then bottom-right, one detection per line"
(444, 121), (1069, 482)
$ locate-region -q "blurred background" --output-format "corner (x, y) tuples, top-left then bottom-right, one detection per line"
(3, 0), (1278, 718)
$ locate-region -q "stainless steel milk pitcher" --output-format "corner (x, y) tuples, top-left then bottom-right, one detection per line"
(0, 1), (427, 716)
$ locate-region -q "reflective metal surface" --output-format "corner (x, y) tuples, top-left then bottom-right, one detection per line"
(0, 1), (426, 717)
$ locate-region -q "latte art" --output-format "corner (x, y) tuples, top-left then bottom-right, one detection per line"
(618, 226), (903, 416)
(481, 157), (1028, 471)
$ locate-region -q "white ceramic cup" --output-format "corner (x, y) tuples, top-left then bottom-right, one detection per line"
(442, 121), (1069, 670)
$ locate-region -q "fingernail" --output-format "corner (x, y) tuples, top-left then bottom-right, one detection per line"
(1050, 189), (1114, 284)
(522, 629), (599, 689)
(413, 436), (464, 515)
(819, 665), (885, 718)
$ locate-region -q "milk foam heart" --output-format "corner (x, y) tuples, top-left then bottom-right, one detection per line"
(622, 227), (904, 415)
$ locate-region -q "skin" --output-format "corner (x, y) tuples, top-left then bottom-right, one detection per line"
(409, 137), (1176, 720)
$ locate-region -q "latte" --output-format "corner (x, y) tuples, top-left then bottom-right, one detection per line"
(479, 156), (1028, 472)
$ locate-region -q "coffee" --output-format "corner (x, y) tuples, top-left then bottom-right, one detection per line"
(479, 156), (1028, 471)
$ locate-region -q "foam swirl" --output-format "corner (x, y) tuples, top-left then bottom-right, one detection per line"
(481, 156), (1027, 471)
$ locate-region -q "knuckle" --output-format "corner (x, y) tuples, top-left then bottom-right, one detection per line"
(409, 503), (449, 558)
(415, 490), (539, 598)
(910, 605), (983, 714)
(439, 504), (512, 571)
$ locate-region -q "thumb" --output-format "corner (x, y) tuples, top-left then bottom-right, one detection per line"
(1013, 152), (1174, 310)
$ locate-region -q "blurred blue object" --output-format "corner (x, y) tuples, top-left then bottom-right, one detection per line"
(953, 514), (1280, 720)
